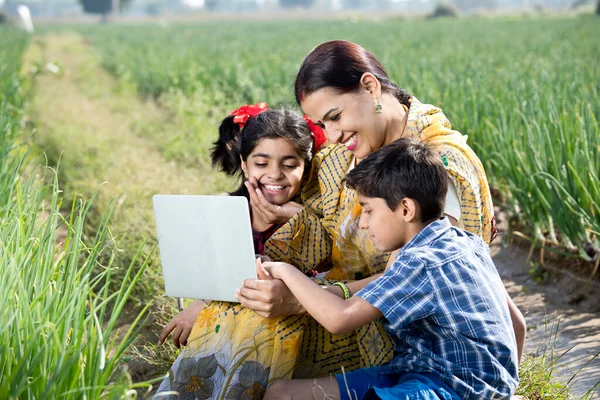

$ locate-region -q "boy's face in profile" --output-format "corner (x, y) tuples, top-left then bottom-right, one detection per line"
(357, 194), (411, 252)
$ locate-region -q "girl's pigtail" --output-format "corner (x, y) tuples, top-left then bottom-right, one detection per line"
(211, 115), (243, 176)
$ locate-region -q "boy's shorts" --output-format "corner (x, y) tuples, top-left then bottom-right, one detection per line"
(335, 366), (460, 400)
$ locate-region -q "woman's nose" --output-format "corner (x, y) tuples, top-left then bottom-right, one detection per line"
(323, 123), (343, 144)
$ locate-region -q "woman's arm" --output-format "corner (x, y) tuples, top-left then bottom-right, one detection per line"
(346, 273), (382, 294)
(505, 289), (526, 365)
(446, 215), (459, 226)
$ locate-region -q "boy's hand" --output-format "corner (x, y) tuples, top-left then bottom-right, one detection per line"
(255, 257), (271, 280)
(261, 261), (295, 280)
(245, 178), (303, 224)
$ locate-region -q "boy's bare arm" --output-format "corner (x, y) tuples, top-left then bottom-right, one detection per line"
(238, 260), (388, 318)
(263, 262), (383, 335)
(344, 273), (381, 295)
(237, 273), (382, 318)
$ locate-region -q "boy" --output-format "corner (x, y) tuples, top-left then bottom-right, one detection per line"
(261, 138), (519, 400)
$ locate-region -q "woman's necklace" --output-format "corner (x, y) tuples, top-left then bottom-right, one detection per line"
(399, 103), (410, 138)
(352, 104), (410, 169)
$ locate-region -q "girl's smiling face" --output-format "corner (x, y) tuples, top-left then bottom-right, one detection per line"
(241, 138), (305, 205)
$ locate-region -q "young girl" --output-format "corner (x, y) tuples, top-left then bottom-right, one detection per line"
(157, 102), (323, 350)
(210, 102), (316, 256)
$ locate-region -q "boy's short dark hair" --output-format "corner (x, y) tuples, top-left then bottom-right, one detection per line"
(345, 138), (448, 222)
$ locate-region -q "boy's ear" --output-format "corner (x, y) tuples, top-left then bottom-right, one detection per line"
(400, 198), (420, 222)
(240, 156), (249, 179)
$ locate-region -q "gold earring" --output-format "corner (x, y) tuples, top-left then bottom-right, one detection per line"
(375, 99), (382, 114)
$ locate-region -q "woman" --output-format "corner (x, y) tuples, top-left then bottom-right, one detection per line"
(158, 40), (525, 398)
(242, 39), (524, 374)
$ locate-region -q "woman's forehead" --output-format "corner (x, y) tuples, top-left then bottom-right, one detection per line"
(301, 88), (343, 119)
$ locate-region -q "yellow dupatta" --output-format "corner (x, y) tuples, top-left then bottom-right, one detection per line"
(406, 97), (496, 243)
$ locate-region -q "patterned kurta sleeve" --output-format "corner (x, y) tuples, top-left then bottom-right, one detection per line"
(263, 145), (336, 272)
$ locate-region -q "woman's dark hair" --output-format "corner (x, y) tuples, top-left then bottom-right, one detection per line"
(345, 138), (448, 223)
(211, 108), (313, 198)
(294, 40), (411, 108)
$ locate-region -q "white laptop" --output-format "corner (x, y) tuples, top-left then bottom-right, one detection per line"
(152, 195), (257, 303)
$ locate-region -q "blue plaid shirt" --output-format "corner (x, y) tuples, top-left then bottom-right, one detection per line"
(356, 218), (519, 399)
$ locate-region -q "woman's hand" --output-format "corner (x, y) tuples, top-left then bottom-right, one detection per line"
(158, 299), (207, 348)
(236, 261), (304, 318)
(245, 177), (303, 224)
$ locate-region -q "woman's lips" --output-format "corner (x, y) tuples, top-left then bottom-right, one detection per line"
(342, 133), (358, 151)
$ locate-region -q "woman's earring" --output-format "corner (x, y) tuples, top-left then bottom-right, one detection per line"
(375, 99), (383, 114)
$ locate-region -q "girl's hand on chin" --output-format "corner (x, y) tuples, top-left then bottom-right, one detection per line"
(246, 178), (303, 224)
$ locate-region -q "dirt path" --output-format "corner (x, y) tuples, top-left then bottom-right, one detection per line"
(26, 33), (227, 201)
(24, 33), (600, 399)
(24, 32), (232, 385)
(492, 213), (600, 398)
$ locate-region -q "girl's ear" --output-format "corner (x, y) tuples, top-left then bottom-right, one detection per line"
(359, 72), (382, 99)
(240, 156), (249, 179)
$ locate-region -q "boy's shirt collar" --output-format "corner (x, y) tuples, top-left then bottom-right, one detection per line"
(398, 217), (452, 255)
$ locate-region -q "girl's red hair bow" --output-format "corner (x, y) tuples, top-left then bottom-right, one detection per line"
(303, 115), (327, 151)
(230, 102), (269, 127)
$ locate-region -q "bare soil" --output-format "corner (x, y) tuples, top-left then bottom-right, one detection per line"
(492, 212), (600, 399)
